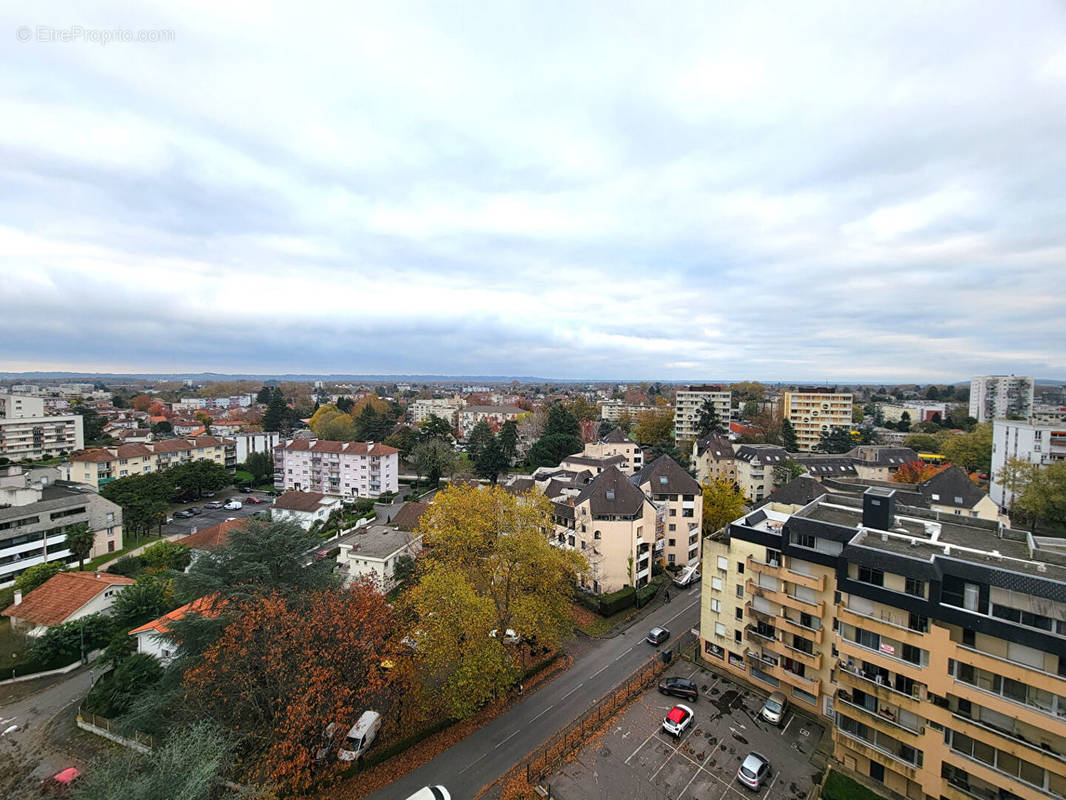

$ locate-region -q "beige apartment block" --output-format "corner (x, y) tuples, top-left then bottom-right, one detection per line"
(633, 455), (702, 569)
(674, 386), (732, 443)
(783, 388), (853, 452)
(690, 435), (736, 486)
(583, 427), (644, 474)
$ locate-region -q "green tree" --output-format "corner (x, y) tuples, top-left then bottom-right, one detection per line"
(84, 652), (164, 718)
(151, 420), (173, 435)
(475, 436), (508, 484)
(335, 395), (354, 414)
(29, 614), (114, 666)
(72, 405), (107, 443)
(384, 426), (420, 459)
(243, 451), (274, 484)
(419, 414), (455, 443)
(393, 554), (416, 586)
(816, 427), (854, 454)
(702, 478), (747, 536)
(140, 541), (192, 572)
(168, 459), (231, 499)
(780, 419), (798, 452)
(695, 398), (725, 438)
(527, 433), (583, 469)
(262, 389), (288, 432)
(897, 411), (911, 433)
(14, 561), (66, 594)
(411, 438), (457, 487)
(772, 458), (805, 484)
(741, 400), (759, 420)
(256, 386), (273, 404)
(940, 424), (993, 473)
(925, 385), (941, 400)
(112, 576), (174, 629)
(903, 433), (943, 453)
(64, 522), (95, 571)
(498, 419), (519, 463)
(466, 420), (495, 463)
(101, 472), (174, 537)
(543, 403), (580, 438)
(1007, 461), (1066, 526)
(632, 408), (674, 446)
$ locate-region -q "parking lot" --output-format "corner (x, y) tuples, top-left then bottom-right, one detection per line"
(161, 489), (274, 537)
(542, 661), (824, 800)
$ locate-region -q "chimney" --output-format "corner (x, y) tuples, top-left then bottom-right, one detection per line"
(13, 589), (22, 606)
(862, 487), (895, 530)
(94, 571), (100, 579)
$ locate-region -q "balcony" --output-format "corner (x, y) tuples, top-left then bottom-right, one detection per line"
(747, 556), (826, 592)
(777, 614), (824, 644)
(836, 661), (925, 715)
(744, 625), (776, 645)
(836, 638), (926, 684)
(782, 642), (822, 670)
(832, 728), (921, 778)
(834, 693), (923, 739)
(748, 580), (825, 615)
(837, 605), (928, 650)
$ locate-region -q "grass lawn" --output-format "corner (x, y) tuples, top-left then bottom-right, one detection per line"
(821, 770), (888, 800)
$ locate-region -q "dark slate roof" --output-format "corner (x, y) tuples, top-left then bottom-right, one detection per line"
(755, 476), (827, 509)
(601, 427), (633, 444)
(734, 445), (789, 464)
(390, 502), (430, 531)
(552, 501), (574, 522)
(818, 478), (927, 508)
(575, 465), (647, 517)
(632, 455), (701, 496)
(795, 456), (858, 477)
(503, 477), (536, 496)
(845, 446), (920, 467)
(695, 435), (735, 459)
(919, 466), (986, 510)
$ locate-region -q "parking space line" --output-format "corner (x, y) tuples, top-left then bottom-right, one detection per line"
(765, 771), (779, 799)
(780, 714), (794, 735)
(625, 728), (659, 764)
(648, 735), (679, 781)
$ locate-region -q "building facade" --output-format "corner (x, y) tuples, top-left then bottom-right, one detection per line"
(410, 396), (464, 425)
(0, 409), (84, 461)
(632, 456), (702, 569)
(582, 428), (645, 474)
(969, 375), (1035, 423)
(599, 401), (655, 423)
(674, 386), (732, 443)
(783, 388), (854, 452)
(66, 436), (234, 490)
(231, 431), (282, 464)
(273, 439), (399, 498)
(990, 418), (1066, 509)
(457, 405), (524, 437)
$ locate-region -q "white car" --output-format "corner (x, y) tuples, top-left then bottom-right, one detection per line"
(405, 788), (451, 800)
(490, 628), (520, 644)
(662, 704), (694, 738)
(223, 500), (242, 510)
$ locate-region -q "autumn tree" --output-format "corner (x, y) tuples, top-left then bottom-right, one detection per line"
(940, 424), (993, 473)
(64, 522), (95, 570)
(132, 394), (153, 412)
(407, 485), (587, 717)
(632, 407), (674, 446)
(892, 460), (948, 484)
(702, 478), (747, 536)
(904, 433), (943, 453)
(563, 396), (598, 423)
(183, 585), (394, 791)
(999, 460), (1066, 527)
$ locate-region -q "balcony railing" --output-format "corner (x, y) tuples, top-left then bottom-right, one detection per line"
(835, 695), (922, 737)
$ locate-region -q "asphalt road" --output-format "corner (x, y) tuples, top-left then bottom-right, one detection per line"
(161, 489), (274, 537)
(368, 583), (703, 800)
(0, 664), (92, 756)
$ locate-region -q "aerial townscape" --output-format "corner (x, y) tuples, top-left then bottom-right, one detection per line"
(2, 4), (1065, 800)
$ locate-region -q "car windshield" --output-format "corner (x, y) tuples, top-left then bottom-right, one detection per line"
(740, 766), (757, 778)
(430, 790), (446, 800)
(765, 700), (782, 713)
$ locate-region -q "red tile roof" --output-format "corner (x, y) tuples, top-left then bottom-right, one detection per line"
(151, 439), (194, 454)
(128, 595), (221, 635)
(2, 572), (135, 627)
(277, 440), (399, 456)
(273, 490), (330, 512)
(390, 501), (429, 531)
(71, 448), (115, 463)
(177, 518), (248, 551)
(116, 443), (154, 458)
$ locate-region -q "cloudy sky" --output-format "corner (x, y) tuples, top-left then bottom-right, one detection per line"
(3, 2), (1065, 382)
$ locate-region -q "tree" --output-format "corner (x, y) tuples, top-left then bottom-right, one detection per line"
(112, 575), (174, 629)
(182, 586), (394, 791)
(730, 381), (766, 404)
(940, 424), (993, 473)
(244, 451), (274, 484)
(702, 479), (747, 536)
(64, 522), (95, 571)
(410, 438), (457, 487)
(407, 486), (586, 717)
(893, 460), (948, 484)
(498, 419), (519, 463)
(72, 405), (107, 443)
(84, 652), (163, 718)
(132, 394), (153, 412)
(384, 426), (420, 459)
(466, 420), (495, 463)
(392, 554), (416, 586)
(695, 399), (725, 438)
(256, 386), (273, 404)
(475, 436), (508, 483)
(925, 385), (941, 401)
(543, 403), (580, 439)
(816, 427), (854, 454)
(903, 433), (943, 453)
(741, 400), (759, 420)
(1013, 462), (1066, 526)
(563, 397), (598, 423)
(772, 458), (805, 485)
(780, 419), (798, 452)
(262, 389), (288, 432)
(419, 414), (455, 443)
(151, 420), (173, 435)
(194, 411), (213, 434)
(14, 561), (66, 594)
(527, 433), (583, 469)
(897, 411), (911, 433)
(632, 408), (674, 446)
(140, 540), (192, 573)
(168, 459), (231, 499)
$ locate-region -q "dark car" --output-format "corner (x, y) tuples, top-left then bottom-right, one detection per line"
(239, 485), (252, 493)
(646, 627), (671, 646)
(173, 510), (194, 519)
(658, 676), (698, 702)
(186, 507), (203, 516)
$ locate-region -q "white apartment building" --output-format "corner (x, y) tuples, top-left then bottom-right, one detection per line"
(0, 411), (84, 461)
(231, 432), (282, 463)
(990, 418), (1066, 508)
(969, 375), (1034, 423)
(782, 388), (853, 452)
(877, 401), (951, 424)
(599, 400), (655, 423)
(674, 386), (732, 442)
(410, 396), (464, 425)
(0, 393), (46, 418)
(335, 525), (422, 590)
(274, 439), (399, 498)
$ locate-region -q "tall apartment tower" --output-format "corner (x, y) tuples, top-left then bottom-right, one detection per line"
(969, 375), (1034, 423)
(674, 385), (732, 442)
(782, 388), (853, 452)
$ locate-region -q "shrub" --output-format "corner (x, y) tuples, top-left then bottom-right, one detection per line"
(83, 653), (163, 717)
(107, 555), (144, 577)
(14, 561), (67, 593)
(140, 541), (191, 572)
(28, 614), (115, 667)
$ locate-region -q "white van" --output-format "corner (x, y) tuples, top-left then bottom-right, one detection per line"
(337, 711), (382, 761)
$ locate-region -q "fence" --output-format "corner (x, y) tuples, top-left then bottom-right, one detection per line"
(477, 631), (696, 797)
(78, 708), (155, 752)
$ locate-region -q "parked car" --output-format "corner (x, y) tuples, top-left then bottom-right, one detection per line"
(673, 569), (701, 588)
(490, 628), (520, 644)
(204, 501), (224, 510)
(662, 704), (694, 738)
(647, 627), (671, 646)
(186, 506), (202, 516)
(173, 510), (194, 519)
(337, 710), (382, 761)
(315, 722), (339, 761)
(658, 676), (698, 702)
(238, 485), (252, 493)
(405, 788), (451, 800)
(201, 492), (216, 498)
(760, 691), (788, 726)
(245, 496), (267, 504)
(737, 752), (771, 790)
(223, 500), (242, 510)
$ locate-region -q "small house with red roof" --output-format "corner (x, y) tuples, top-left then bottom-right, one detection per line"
(127, 596), (219, 663)
(2, 571), (135, 636)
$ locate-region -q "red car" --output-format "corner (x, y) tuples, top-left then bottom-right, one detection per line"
(245, 496), (267, 504)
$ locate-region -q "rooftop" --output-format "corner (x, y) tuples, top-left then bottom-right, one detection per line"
(336, 524), (421, 559)
(2, 571), (136, 626)
(273, 490), (331, 512)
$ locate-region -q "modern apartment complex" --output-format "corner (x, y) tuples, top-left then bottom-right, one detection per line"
(783, 388), (853, 452)
(970, 375), (1034, 423)
(273, 439), (399, 498)
(0, 393), (84, 461)
(990, 418), (1066, 509)
(599, 400), (655, 423)
(66, 436), (234, 490)
(409, 396), (463, 425)
(674, 385), (732, 443)
(701, 487), (1066, 800)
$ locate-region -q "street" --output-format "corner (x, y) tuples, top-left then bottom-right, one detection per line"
(367, 583), (703, 800)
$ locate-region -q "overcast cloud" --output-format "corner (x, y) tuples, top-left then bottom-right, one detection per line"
(2, 1), (1065, 381)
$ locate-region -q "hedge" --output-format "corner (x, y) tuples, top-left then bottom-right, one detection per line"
(576, 585), (636, 617)
(821, 770), (887, 800)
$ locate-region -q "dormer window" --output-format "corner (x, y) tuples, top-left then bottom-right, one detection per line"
(659, 476), (668, 485)
(606, 489), (615, 500)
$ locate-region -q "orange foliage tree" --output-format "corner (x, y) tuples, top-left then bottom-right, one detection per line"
(182, 583), (399, 791)
(132, 393), (153, 412)
(893, 460), (948, 484)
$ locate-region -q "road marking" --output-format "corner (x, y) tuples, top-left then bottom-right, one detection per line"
(461, 750), (490, 772)
(649, 735), (678, 781)
(494, 729), (520, 749)
(560, 682), (583, 701)
(781, 714), (794, 735)
(765, 771), (779, 798)
(589, 663), (610, 679)
(529, 705), (552, 722)
(625, 728), (659, 764)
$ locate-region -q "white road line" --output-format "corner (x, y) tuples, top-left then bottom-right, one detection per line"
(560, 682), (583, 701)
(625, 728), (659, 764)
(529, 705), (553, 722)
(494, 729), (520, 749)
(649, 736), (678, 781)
(589, 663), (610, 679)
(765, 771), (779, 799)
(461, 750), (490, 772)
(780, 714), (794, 736)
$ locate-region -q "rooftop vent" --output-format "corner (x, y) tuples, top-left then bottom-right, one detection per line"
(863, 487), (896, 530)
(605, 489), (615, 500)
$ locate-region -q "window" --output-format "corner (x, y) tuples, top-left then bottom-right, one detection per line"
(735, 630), (742, 643)
(736, 608), (743, 621)
(736, 584), (744, 599)
(904, 577), (924, 597)
(717, 556), (728, 571)
(593, 531), (601, 540)
(668, 539), (676, 547)
(711, 577), (723, 592)
(857, 566), (884, 586)
(668, 524), (676, 531)
(964, 583), (980, 612)
(715, 622), (726, 638)
(795, 534), (816, 549)
(737, 562), (745, 574)
(711, 599), (721, 613)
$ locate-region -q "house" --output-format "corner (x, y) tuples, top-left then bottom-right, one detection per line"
(388, 501), (430, 531)
(457, 405), (524, 437)
(674, 386), (732, 443)
(557, 453), (627, 475)
(733, 445), (790, 502)
(782, 388), (853, 452)
(2, 571), (135, 636)
(0, 400), (84, 461)
(271, 490), (342, 530)
(66, 435), (235, 490)
(632, 455), (703, 568)
(128, 595), (219, 664)
(690, 435), (737, 485)
(335, 524), (423, 590)
(581, 427), (645, 474)
(842, 446), (920, 481)
(917, 465), (1002, 521)
(176, 518), (249, 554)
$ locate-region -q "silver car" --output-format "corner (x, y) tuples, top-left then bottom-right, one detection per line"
(737, 752), (771, 790)
(760, 691), (788, 726)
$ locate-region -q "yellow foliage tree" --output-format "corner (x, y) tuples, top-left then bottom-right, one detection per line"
(633, 408), (674, 446)
(702, 478), (747, 536)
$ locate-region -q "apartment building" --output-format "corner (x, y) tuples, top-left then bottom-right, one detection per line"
(734, 445), (790, 502)
(273, 439), (399, 498)
(970, 376), (1035, 423)
(632, 456), (702, 569)
(691, 435), (737, 486)
(457, 405), (523, 437)
(783, 388), (853, 452)
(410, 395), (464, 425)
(66, 436), (234, 490)
(0, 475), (123, 587)
(581, 427), (645, 474)
(0, 393), (46, 418)
(231, 431), (282, 464)
(844, 446), (920, 482)
(599, 400), (655, 423)
(701, 487), (1066, 800)
(991, 418), (1066, 509)
(674, 385), (732, 443)
(0, 394), (84, 461)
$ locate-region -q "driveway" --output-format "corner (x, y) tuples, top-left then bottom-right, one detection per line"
(364, 583), (703, 800)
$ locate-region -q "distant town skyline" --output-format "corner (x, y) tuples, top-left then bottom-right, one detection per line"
(3, 3), (1065, 381)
